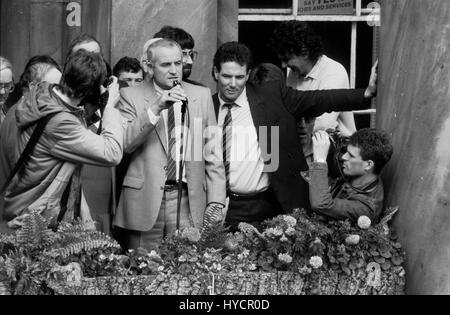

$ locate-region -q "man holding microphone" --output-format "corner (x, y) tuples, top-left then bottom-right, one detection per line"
(113, 38), (225, 251)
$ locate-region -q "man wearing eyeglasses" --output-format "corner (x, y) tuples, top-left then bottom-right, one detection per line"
(154, 26), (204, 87)
(0, 57), (14, 127)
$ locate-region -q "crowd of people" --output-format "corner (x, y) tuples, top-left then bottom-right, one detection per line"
(0, 22), (393, 251)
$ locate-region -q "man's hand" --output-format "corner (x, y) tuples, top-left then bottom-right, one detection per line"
(364, 60), (378, 99)
(312, 130), (331, 163)
(150, 85), (187, 116)
(104, 76), (121, 109)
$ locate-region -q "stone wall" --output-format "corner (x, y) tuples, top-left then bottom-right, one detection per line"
(111, 0), (238, 92)
(378, 0), (450, 294)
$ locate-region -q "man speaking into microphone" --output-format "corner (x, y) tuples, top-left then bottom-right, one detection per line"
(113, 38), (226, 251)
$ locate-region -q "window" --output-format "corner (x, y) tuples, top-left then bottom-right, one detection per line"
(238, 0), (380, 129)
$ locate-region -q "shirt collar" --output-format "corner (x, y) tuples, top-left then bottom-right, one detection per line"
(305, 55), (326, 80)
(218, 87), (248, 109)
(153, 80), (164, 96)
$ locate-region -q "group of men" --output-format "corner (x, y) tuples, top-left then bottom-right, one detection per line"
(0, 22), (393, 251)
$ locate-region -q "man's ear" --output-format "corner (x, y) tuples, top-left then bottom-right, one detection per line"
(213, 67), (219, 81)
(365, 160), (375, 173)
(145, 61), (154, 78)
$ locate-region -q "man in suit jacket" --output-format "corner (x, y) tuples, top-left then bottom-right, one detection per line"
(113, 39), (226, 250)
(212, 42), (377, 230)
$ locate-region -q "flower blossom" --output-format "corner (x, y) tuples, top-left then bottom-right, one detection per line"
(283, 215), (297, 228)
(309, 256), (323, 269)
(138, 262), (148, 269)
(148, 250), (162, 261)
(358, 216), (372, 230)
(249, 264), (257, 271)
(313, 238), (322, 244)
(345, 235), (361, 245)
(98, 254), (107, 261)
(265, 227), (284, 237)
(239, 223), (260, 236)
(181, 227), (201, 243)
(285, 227), (296, 236)
(280, 234), (289, 242)
(278, 253), (293, 264)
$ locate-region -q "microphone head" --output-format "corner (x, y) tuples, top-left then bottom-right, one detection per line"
(173, 80), (181, 87)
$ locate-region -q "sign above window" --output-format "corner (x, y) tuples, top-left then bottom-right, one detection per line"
(298, 0), (354, 15)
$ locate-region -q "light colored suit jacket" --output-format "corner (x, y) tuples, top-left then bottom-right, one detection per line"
(113, 80), (226, 231)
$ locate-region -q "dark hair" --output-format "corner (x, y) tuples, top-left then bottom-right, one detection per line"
(249, 63), (285, 85)
(154, 26), (194, 50)
(59, 50), (107, 100)
(213, 42), (253, 73)
(349, 129), (394, 175)
(113, 57), (143, 77)
(68, 34), (101, 53)
(5, 55), (61, 108)
(270, 21), (323, 63)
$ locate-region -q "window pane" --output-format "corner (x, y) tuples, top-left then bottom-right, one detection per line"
(239, 0), (292, 9)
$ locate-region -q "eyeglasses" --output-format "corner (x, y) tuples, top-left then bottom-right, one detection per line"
(0, 82), (14, 93)
(182, 50), (199, 62)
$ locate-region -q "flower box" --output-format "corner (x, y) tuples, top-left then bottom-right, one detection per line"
(0, 209), (406, 295)
(1, 267), (405, 295)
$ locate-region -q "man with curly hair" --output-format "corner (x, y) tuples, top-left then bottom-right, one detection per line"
(271, 21), (357, 166)
(309, 129), (393, 223)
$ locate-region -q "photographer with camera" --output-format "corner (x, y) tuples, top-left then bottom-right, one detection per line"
(309, 129), (393, 223)
(0, 49), (123, 232)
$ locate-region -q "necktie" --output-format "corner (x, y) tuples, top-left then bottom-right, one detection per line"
(223, 103), (235, 193)
(167, 105), (177, 182)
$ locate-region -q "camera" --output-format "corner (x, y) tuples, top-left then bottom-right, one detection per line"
(325, 129), (349, 180)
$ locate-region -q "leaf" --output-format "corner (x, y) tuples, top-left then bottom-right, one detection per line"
(342, 266), (352, 275)
(379, 207), (399, 226)
(392, 255), (405, 266)
(392, 242), (403, 249)
(374, 257), (386, 264)
(381, 261), (392, 271)
(380, 251), (392, 259)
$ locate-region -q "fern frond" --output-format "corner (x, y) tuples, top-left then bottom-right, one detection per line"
(379, 207), (399, 226)
(16, 211), (54, 250)
(48, 237), (121, 259)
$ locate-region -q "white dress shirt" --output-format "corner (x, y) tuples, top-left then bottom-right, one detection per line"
(287, 55), (356, 136)
(148, 82), (187, 183)
(217, 88), (270, 195)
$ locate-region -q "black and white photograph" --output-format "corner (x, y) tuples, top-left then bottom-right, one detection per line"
(0, 0), (448, 300)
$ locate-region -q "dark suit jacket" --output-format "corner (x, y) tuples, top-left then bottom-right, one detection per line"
(213, 63), (369, 212)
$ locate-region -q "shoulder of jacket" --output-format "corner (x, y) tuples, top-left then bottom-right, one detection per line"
(184, 81), (211, 95)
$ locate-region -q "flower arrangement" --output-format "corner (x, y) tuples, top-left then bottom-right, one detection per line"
(0, 207), (406, 295)
(235, 208), (405, 282)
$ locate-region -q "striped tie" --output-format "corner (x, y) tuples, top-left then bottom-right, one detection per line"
(223, 103), (235, 193)
(167, 105), (177, 182)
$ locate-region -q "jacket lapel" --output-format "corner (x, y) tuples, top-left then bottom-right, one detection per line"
(246, 84), (268, 141)
(246, 84), (273, 162)
(143, 80), (168, 153)
(212, 93), (220, 121)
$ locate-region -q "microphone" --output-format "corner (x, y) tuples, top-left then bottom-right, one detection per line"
(173, 80), (188, 115)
